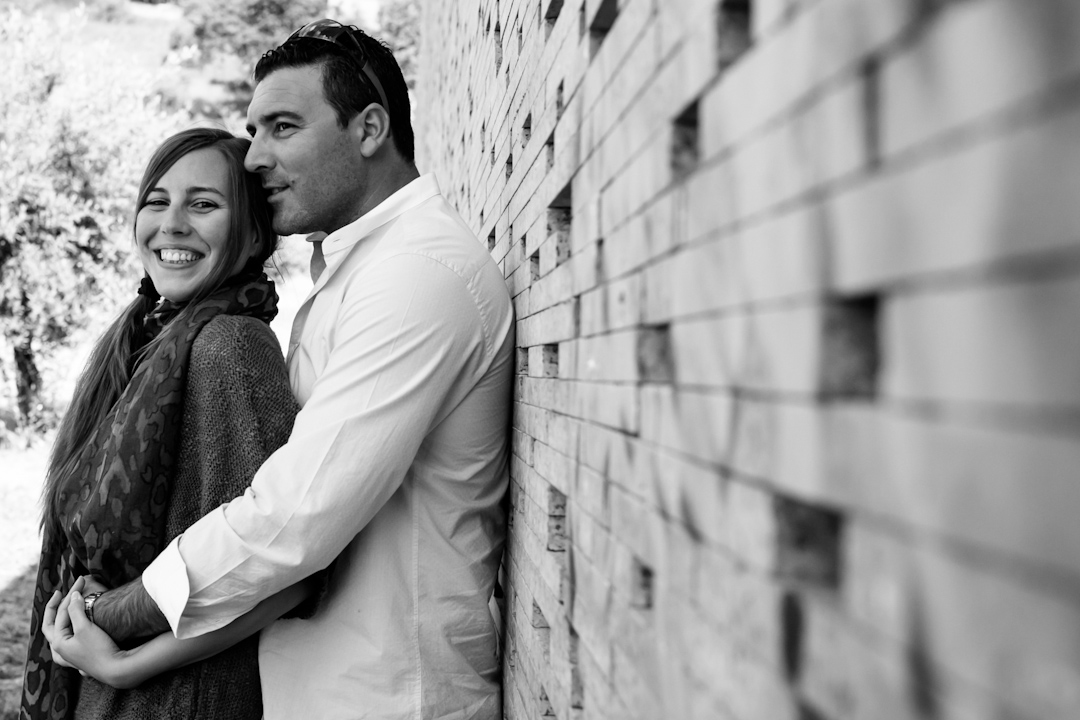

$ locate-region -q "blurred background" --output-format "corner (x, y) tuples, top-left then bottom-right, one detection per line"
(0, 0), (417, 713)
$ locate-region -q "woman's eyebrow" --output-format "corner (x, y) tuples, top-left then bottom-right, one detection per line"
(186, 186), (227, 196)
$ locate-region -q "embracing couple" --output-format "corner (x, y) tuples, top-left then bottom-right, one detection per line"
(21, 19), (513, 720)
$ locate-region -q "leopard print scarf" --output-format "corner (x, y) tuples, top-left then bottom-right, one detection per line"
(22, 268), (279, 719)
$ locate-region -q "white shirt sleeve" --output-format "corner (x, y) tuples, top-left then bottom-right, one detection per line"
(144, 253), (488, 638)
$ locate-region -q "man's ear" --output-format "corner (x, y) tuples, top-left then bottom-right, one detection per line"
(353, 103), (391, 157)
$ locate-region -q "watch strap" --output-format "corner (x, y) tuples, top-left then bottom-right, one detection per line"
(83, 591), (105, 626)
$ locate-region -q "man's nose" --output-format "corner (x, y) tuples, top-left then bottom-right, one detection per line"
(245, 134), (270, 173)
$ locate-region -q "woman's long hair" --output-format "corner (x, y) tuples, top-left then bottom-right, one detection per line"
(41, 128), (279, 541)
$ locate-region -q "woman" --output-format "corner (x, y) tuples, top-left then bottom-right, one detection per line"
(21, 128), (309, 719)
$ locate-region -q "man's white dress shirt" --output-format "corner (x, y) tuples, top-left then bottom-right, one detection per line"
(142, 175), (515, 720)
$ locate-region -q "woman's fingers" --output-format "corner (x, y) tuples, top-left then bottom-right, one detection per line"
(54, 591), (76, 639)
(80, 575), (108, 594)
(42, 589), (77, 667)
(41, 589), (62, 644)
(68, 591), (91, 632)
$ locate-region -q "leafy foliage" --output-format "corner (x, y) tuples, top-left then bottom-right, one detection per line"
(377, 0), (420, 90)
(0, 6), (188, 428)
(175, 0), (329, 66)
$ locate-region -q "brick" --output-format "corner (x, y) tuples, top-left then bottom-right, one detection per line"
(518, 299), (579, 346)
(654, 516), (699, 600)
(911, 539), (1080, 717)
(533, 438), (576, 496)
(881, 0), (1080, 158)
(725, 73), (868, 220)
(685, 160), (739, 244)
(530, 259), (575, 312)
(570, 494), (612, 566)
(734, 200), (831, 303)
(527, 345), (559, 379)
(638, 445), (725, 546)
(570, 549), (614, 668)
(518, 376), (575, 416)
(694, 549), (782, 665)
(703, 0), (918, 152)
(797, 592), (928, 720)
(723, 480), (778, 573)
(606, 191), (677, 279)
(572, 380), (639, 433)
(573, 328), (640, 382)
(729, 397), (883, 507)
(600, 132), (672, 237)
(753, 0), (795, 39)
(568, 239), (601, 296)
(669, 303), (826, 393)
(609, 486), (657, 567)
(513, 428), (536, 467)
(853, 411), (1080, 578)
(884, 275), (1080, 407)
(640, 384), (735, 465)
(832, 101), (1080, 291)
(610, 638), (664, 720)
(578, 422), (636, 484)
(546, 410), (580, 457)
(580, 0), (657, 125)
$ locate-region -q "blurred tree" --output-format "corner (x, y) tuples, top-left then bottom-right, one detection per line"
(378, 0), (420, 90)
(175, 0), (329, 66)
(0, 7), (187, 430)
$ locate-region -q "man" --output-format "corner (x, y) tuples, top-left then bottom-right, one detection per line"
(67, 20), (514, 719)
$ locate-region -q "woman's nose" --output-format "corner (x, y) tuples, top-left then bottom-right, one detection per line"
(160, 205), (190, 235)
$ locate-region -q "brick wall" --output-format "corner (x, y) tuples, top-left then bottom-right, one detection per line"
(415, 1), (1080, 718)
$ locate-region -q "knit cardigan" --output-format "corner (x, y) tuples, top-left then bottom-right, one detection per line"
(72, 314), (299, 719)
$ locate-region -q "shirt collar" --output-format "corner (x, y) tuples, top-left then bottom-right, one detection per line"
(317, 174), (441, 258)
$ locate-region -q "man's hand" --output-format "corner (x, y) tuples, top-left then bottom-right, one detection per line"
(92, 576), (171, 644)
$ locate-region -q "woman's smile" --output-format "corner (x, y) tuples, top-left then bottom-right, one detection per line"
(156, 248), (205, 265)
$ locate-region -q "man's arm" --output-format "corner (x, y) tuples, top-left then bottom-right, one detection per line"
(92, 576), (169, 644)
(46, 578), (310, 688)
(141, 254), (493, 639)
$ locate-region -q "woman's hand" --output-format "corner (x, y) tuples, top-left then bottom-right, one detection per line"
(79, 575), (109, 596)
(41, 580), (137, 689)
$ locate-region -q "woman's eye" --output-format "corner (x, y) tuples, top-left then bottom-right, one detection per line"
(144, 199), (168, 208)
(192, 200), (219, 211)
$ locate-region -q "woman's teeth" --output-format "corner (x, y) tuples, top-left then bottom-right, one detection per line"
(158, 249), (202, 264)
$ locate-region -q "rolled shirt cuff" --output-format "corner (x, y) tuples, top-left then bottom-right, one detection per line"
(142, 535), (234, 639)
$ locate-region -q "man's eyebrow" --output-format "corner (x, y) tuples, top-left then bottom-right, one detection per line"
(246, 110), (305, 136)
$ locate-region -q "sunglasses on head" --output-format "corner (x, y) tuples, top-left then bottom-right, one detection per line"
(285, 19), (391, 114)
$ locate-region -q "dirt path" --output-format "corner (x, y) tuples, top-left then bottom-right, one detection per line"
(0, 443), (47, 718)
(0, 445), (47, 593)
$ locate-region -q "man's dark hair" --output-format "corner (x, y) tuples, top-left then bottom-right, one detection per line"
(254, 28), (415, 163)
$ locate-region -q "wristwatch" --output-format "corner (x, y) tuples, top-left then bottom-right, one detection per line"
(83, 591), (105, 626)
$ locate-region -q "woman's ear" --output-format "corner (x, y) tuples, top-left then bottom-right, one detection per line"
(247, 233), (262, 261)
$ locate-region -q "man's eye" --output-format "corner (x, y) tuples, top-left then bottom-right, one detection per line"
(275, 122), (294, 133)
